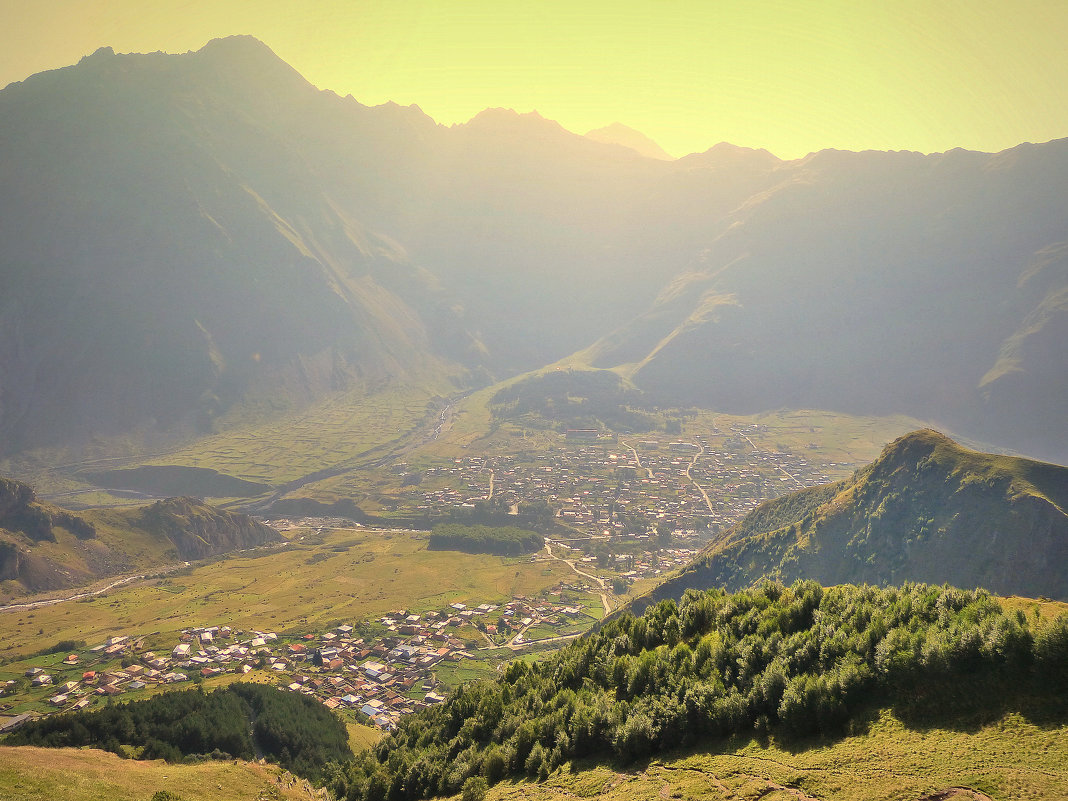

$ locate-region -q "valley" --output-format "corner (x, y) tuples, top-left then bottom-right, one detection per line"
(0, 30), (1066, 801)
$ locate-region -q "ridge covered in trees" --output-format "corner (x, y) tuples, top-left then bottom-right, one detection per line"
(4, 682), (351, 782)
(332, 581), (1068, 800)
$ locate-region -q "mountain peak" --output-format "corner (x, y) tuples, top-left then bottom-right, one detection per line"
(191, 35), (311, 90)
(678, 141), (781, 170)
(585, 122), (673, 160)
(78, 46), (115, 64)
(465, 107), (559, 128)
(196, 34), (278, 59)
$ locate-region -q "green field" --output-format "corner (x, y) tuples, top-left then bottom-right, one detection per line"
(0, 528), (577, 663)
(0, 382), (448, 504)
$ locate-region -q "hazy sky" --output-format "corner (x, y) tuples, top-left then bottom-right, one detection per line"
(3, 0), (1067, 159)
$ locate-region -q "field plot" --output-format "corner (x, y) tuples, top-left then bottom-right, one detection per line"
(144, 386), (442, 485)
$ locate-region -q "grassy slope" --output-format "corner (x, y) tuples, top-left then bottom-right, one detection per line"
(0, 745), (321, 801)
(1, 501), (279, 603)
(11, 704), (1065, 801)
(638, 430), (1068, 608)
(486, 706), (1068, 801)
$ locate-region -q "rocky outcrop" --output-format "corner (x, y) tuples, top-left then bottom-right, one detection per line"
(140, 497), (281, 560)
(0, 477), (96, 543)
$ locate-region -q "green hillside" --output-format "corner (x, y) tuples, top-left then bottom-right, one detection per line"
(332, 580), (1068, 800)
(638, 430), (1068, 606)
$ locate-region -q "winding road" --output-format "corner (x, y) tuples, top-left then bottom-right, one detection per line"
(685, 443), (717, 516)
(0, 562), (190, 613)
(544, 540), (613, 616)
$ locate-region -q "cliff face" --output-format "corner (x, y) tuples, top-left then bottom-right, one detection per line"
(139, 496), (282, 559)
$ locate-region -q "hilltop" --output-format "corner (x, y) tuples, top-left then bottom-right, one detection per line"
(0, 477), (280, 599)
(637, 430), (1068, 608)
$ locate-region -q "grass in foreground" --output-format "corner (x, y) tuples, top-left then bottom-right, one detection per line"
(0, 745), (321, 801)
(491, 704), (1068, 801)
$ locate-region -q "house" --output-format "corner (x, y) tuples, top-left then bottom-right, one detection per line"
(360, 700), (384, 718)
(0, 713), (34, 734)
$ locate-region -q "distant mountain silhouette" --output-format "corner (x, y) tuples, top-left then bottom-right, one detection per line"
(585, 122), (674, 160)
(1, 37), (1066, 462)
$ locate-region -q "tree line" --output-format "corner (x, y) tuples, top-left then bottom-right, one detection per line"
(428, 524), (544, 556)
(4, 682), (351, 782)
(331, 581), (1068, 800)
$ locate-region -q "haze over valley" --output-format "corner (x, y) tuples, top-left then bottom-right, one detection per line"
(2, 21), (1068, 801)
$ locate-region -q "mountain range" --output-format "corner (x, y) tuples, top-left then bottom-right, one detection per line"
(635, 430), (1068, 607)
(1, 36), (1066, 463)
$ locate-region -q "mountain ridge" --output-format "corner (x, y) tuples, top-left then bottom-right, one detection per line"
(632, 430), (1068, 610)
(2, 37), (1067, 462)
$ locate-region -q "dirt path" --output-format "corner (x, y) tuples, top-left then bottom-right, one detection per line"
(738, 431), (807, 490)
(620, 439), (654, 480)
(541, 540), (614, 619)
(685, 443), (717, 515)
(917, 789), (995, 801)
(657, 763), (822, 801)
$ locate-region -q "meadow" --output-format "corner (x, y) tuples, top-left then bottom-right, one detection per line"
(0, 527), (577, 663)
(492, 705), (1068, 801)
(0, 745), (322, 801)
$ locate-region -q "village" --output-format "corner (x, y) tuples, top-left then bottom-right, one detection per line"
(402, 423), (840, 540)
(1, 426), (848, 736)
(0, 585), (601, 734)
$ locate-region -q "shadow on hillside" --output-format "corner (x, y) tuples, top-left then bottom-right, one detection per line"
(886, 672), (1068, 734)
(767, 671), (1068, 759)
